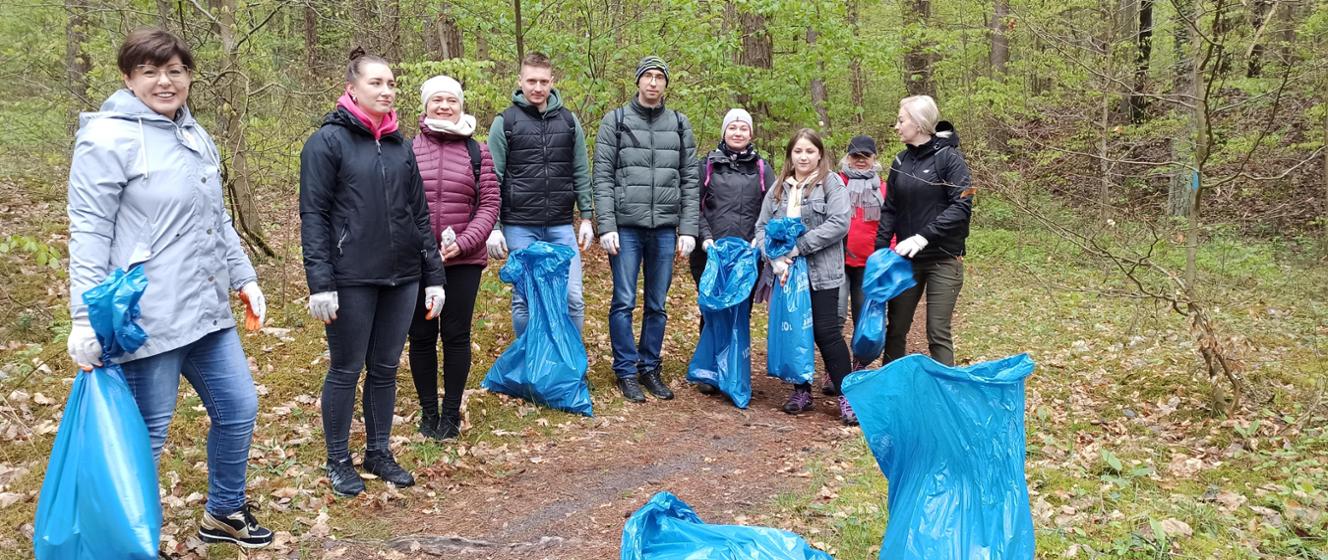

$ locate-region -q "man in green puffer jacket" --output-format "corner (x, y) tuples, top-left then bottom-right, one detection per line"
(593, 56), (700, 404)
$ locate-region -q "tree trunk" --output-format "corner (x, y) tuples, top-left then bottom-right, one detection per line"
(848, 0), (866, 126)
(807, 27), (831, 133)
(156, 0), (174, 29)
(211, 0), (273, 257)
(352, 0), (378, 55)
(1128, 0), (1154, 122)
(303, 2), (319, 74)
(902, 0), (936, 97)
(988, 0), (1010, 150)
(382, 0), (400, 61)
(64, 0), (91, 136)
(425, 5), (464, 60)
(514, 0), (526, 63)
(1246, 0), (1271, 77)
(1168, 0), (1197, 217)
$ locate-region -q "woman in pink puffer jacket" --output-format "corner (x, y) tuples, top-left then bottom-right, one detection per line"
(407, 75), (500, 440)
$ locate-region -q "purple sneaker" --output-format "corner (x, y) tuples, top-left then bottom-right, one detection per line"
(838, 395), (859, 425)
(781, 387), (814, 415)
(820, 372), (839, 396)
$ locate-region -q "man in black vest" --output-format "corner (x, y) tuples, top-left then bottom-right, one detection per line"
(487, 52), (595, 335)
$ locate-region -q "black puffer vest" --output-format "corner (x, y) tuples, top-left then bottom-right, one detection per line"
(500, 104), (577, 225)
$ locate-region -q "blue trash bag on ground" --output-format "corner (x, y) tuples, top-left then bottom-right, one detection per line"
(621, 491), (834, 560)
(34, 266), (161, 559)
(764, 218), (815, 385)
(850, 249), (917, 360)
(687, 237), (759, 408)
(482, 241), (593, 416)
(840, 353), (1037, 560)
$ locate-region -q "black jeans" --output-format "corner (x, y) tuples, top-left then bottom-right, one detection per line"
(408, 265), (483, 418)
(884, 257), (965, 366)
(844, 264), (884, 366)
(689, 246), (757, 335)
(322, 282), (418, 462)
(796, 287), (853, 393)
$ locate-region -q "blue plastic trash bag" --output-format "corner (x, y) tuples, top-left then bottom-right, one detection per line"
(621, 491), (833, 560)
(34, 266), (161, 559)
(850, 249), (916, 360)
(764, 218), (815, 385)
(687, 237), (759, 408)
(841, 354), (1036, 560)
(482, 241), (593, 416)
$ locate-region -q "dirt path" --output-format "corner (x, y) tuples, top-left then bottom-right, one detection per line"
(315, 305), (930, 559)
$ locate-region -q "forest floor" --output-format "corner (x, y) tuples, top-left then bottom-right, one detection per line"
(1, 170), (1327, 559)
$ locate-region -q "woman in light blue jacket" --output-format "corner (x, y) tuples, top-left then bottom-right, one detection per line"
(64, 28), (272, 549)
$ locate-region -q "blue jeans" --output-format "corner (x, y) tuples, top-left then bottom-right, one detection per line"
(504, 224), (585, 335)
(608, 226), (677, 378)
(120, 327), (257, 516)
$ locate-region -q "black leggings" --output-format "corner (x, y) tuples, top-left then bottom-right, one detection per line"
(408, 265), (483, 417)
(797, 287), (852, 392)
(322, 282), (418, 462)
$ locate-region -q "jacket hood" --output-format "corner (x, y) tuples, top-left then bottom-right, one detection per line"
(80, 88), (195, 129)
(512, 88), (565, 113)
(933, 121), (960, 148)
(323, 105), (403, 140)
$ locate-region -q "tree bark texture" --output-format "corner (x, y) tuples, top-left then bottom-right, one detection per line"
(1128, 0), (1154, 122)
(64, 0), (91, 136)
(848, 0), (866, 126)
(902, 0), (936, 97)
(807, 27), (831, 133)
(212, 0), (272, 256)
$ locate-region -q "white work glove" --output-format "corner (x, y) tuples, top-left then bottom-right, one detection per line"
(309, 291), (339, 324)
(423, 285), (446, 319)
(577, 220), (595, 251)
(600, 232), (620, 256)
(770, 257), (791, 285)
(240, 281), (266, 327)
(66, 317), (102, 369)
(486, 230), (508, 259)
(702, 239), (715, 251)
(676, 235), (696, 257)
(894, 234), (929, 258)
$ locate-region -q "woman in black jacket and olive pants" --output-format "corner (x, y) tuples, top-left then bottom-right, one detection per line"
(874, 95), (973, 367)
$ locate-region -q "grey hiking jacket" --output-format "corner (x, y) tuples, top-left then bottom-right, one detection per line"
(67, 89), (257, 362)
(592, 99), (700, 236)
(753, 173), (851, 291)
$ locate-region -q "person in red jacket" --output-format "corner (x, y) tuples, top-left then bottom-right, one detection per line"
(407, 75), (500, 440)
(838, 135), (892, 382)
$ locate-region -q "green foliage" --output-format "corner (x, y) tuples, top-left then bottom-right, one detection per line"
(0, 235), (63, 271)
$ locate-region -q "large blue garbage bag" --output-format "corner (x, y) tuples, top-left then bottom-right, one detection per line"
(34, 266), (161, 559)
(621, 491), (833, 560)
(841, 354), (1036, 560)
(763, 218), (815, 385)
(482, 242), (593, 416)
(687, 237), (759, 408)
(850, 249), (916, 360)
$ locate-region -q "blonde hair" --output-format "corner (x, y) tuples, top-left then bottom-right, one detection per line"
(772, 128), (833, 203)
(899, 95), (940, 136)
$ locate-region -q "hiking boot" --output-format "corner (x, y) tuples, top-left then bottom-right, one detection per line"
(326, 458), (364, 497)
(781, 387), (815, 415)
(838, 395), (859, 426)
(436, 410), (461, 440)
(617, 376), (646, 403)
(363, 451), (415, 487)
(418, 412), (442, 440)
(639, 369), (675, 400)
(695, 383), (718, 395)
(197, 502), (273, 548)
(820, 371), (839, 396)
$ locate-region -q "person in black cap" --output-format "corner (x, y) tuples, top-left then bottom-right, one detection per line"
(837, 134), (891, 381)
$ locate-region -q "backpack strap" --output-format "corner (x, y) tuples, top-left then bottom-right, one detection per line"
(675, 111), (687, 168)
(703, 159), (714, 188)
(465, 137), (482, 186)
(757, 158), (767, 192)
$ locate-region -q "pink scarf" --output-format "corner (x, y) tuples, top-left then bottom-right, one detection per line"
(336, 90), (399, 139)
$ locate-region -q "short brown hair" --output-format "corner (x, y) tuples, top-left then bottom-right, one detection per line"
(520, 52), (553, 73)
(117, 28), (194, 75)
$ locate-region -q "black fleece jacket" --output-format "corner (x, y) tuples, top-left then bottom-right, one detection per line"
(874, 121), (973, 261)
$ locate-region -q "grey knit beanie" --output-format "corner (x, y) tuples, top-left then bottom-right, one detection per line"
(635, 56), (670, 85)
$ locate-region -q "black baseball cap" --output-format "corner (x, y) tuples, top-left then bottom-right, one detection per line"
(847, 135), (877, 156)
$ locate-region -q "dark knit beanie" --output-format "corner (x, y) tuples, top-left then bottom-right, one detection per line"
(635, 56), (670, 84)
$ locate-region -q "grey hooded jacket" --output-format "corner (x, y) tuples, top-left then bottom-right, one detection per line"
(67, 89), (257, 363)
(752, 173), (851, 291)
(591, 99), (700, 236)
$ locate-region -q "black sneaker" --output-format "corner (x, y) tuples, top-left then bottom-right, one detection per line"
(617, 376), (646, 403)
(363, 451), (415, 487)
(820, 372), (839, 396)
(197, 502), (273, 548)
(326, 458), (365, 497)
(419, 412), (442, 440)
(695, 383), (718, 395)
(639, 369), (675, 400)
(437, 410), (461, 440)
